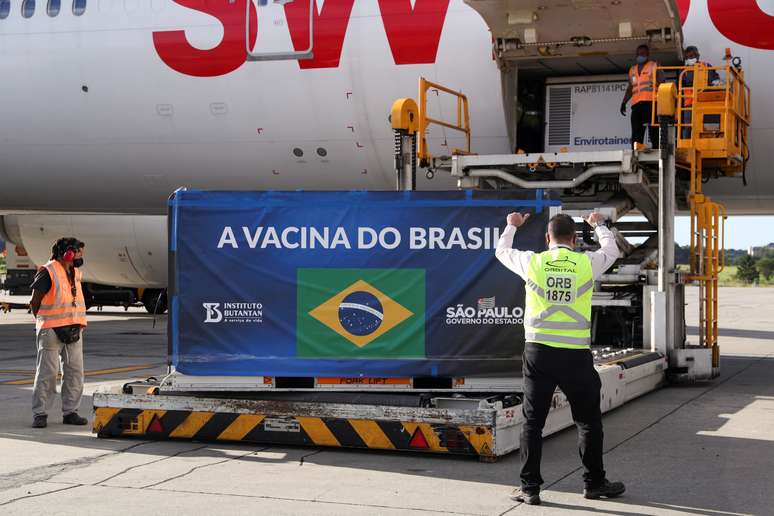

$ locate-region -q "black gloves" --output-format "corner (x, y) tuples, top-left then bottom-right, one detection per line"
(620, 102), (627, 116)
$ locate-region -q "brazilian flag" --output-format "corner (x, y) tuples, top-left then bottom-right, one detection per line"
(296, 268), (425, 358)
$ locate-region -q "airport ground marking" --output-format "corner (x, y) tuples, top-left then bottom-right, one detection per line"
(0, 363), (163, 385)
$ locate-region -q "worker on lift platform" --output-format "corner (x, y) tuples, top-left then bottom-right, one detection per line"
(680, 45), (721, 139)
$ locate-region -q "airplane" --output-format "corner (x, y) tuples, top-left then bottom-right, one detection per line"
(0, 0), (772, 292)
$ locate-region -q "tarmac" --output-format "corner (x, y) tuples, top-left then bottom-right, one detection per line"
(0, 287), (772, 516)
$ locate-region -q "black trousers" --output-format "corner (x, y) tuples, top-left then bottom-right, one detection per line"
(520, 342), (605, 493)
(630, 101), (659, 148)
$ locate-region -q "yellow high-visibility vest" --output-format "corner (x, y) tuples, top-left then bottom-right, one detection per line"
(525, 248), (593, 349)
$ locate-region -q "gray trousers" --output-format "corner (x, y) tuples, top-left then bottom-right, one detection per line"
(32, 328), (84, 417)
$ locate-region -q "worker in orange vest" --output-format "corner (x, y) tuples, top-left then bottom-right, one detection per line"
(29, 237), (88, 428)
(680, 45), (720, 139)
(620, 44), (663, 149)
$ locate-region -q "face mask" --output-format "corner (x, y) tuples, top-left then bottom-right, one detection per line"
(636, 55), (647, 64)
(73, 258), (84, 268)
(685, 58), (697, 65)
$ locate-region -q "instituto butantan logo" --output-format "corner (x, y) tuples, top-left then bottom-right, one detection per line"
(308, 279), (413, 348)
(203, 303), (223, 323)
(203, 302), (263, 324)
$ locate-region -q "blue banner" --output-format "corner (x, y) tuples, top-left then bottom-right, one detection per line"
(170, 190), (556, 377)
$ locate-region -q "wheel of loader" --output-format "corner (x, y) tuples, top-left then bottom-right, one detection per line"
(142, 289), (167, 314)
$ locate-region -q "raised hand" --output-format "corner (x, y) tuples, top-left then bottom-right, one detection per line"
(507, 212), (531, 228)
(586, 212), (607, 227)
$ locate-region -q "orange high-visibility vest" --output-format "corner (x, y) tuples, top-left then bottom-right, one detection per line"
(629, 60), (657, 105)
(36, 260), (87, 331)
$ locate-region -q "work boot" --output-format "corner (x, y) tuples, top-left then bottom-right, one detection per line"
(63, 412), (88, 425)
(510, 487), (541, 505)
(583, 479), (626, 499)
(32, 414), (48, 428)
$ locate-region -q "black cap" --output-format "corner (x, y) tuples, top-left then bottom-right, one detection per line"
(685, 45), (699, 54)
(51, 237), (85, 259)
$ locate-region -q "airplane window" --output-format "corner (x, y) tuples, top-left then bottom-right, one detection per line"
(0, 0), (10, 19)
(47, 0), (59, 15)
(21, 0), (33, 17)
(72, 0), (84, 15)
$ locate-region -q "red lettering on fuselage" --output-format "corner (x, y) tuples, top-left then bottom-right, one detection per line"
(152, 0), (774, 77)
(284, 0), (355, 69)
(676, 0), (689, 25)
(152, 0), (449, 76)
(708, 0), (774, 50)
(378, 0), (450, 64)
(152, 0), (257, 77)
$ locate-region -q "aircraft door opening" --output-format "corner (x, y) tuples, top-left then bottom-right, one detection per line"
(245, 0), (314, 62)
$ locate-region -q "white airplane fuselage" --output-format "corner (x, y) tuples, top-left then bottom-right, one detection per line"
(1, 0), (773, 287)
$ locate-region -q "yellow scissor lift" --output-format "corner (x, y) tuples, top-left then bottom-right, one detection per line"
(652, 50), (750, 370)
(392, 53), (750, 377)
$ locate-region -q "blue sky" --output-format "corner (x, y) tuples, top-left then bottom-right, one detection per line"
(675, 216), (774, 250)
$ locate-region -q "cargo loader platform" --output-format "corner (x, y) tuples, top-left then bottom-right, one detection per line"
(93, 349), (664, 460)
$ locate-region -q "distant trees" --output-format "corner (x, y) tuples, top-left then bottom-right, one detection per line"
(757, 257), (774, 281)
(674, 243), (691, 265)
(674, 242), (773, 285)
(726, 248), (757, 265)
(736, 255), (760, 284)
(674, 244), (749, 266)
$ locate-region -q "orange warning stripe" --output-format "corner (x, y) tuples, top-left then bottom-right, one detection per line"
(297, 417), (341, 447)
(169, 412), (215, 438)
(348, 419), (395, 449)
(94, 408), (494, 458)
(217, 415), (266, 441)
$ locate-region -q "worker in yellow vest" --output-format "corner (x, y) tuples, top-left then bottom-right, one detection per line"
(496, 212), (624, 505)
(620, 44), (663, 149)
(29, 237), (88, 428)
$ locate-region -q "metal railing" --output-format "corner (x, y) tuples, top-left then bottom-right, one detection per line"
(651, 62), (750, 166)
(688, 199), (725, 366)
(417, 78), (472, 167)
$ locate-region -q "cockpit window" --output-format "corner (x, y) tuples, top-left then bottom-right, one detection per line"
(0, 0), (10, 19)
(72, 0), (84, 15)
(47, 0), (59, 16)
(21, 0), (33, 17)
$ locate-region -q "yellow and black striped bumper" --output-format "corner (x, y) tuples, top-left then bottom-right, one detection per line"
(94, 407), (494, 458)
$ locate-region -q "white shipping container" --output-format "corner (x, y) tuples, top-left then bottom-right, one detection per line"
(544, 76), (654, 152)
